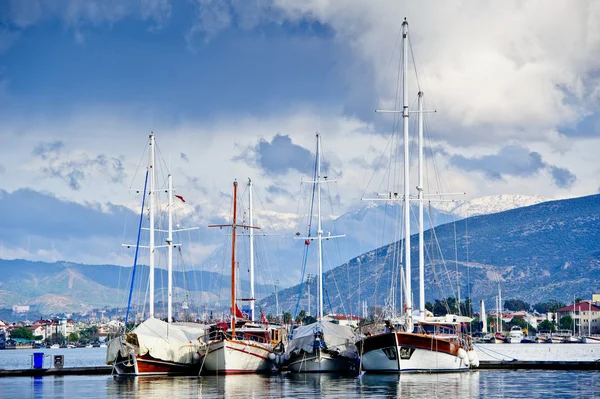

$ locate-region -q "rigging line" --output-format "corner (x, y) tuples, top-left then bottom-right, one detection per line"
(453, 215), (461, 315)
(322, 245), (348, 317)
(382, 24), (405, 88)
(424, 205), (450, 312)
(125, 170), (149, 326)
(252, 186), (282, 295)
(465, 219), (471, 316)
(408, 31), (421, 92)
(293, 147), (319, 320)
(322, 177), (352, 316)
(428, 215), (459, 312)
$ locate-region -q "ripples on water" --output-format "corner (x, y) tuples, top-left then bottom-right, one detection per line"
(1, 371), (599, 398)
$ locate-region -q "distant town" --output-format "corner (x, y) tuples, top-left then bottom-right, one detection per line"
(2, 294), (599, 349)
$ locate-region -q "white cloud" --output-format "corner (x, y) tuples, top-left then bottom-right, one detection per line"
(268, 0), (600, 142)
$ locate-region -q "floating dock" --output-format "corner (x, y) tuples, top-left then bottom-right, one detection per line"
(2, 362), (600, 377)
(0, 366), (113, 377)
(479, 360), (600, 370)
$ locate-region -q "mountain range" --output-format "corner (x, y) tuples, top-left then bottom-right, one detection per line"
(261, 193), (600, 317)
(6, 188), (593, 316)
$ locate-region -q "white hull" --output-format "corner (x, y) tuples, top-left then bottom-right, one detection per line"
(361, 345), (469, 373)
(509, 337), (522, 344)
(200, 339), (274, 374)
(287, 348), (357, 373)
(359, 332), (470, 373)
(582, 336), (600, 344)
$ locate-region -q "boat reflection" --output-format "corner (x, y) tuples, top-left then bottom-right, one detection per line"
(359, 371), (480, 399)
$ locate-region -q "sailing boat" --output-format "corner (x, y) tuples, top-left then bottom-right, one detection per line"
(356, 19), (477, 373)
(197, 179), (286, 374)
(284, 133), (359, 373)
(106, 133), (206, 376)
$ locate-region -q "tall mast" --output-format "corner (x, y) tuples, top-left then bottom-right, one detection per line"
(149, 133), (156, 319)
(317, 133), (324, 320)
(231, 180), (238, 335)
(209, 180), (258, 334)
(248, 178), (255, 322)
(401, 18), (412, 329)
(417, 91), (425, 321)
(167, 174), (173, 323)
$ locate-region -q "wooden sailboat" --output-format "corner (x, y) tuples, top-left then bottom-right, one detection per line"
(197, 179), (286, 374)
(356, 19), (477, 373)
(106, 133), (206, 376)
(284, 133), (359, 373)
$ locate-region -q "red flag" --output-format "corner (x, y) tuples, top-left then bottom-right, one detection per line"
(261, 311), (268, 323)
(235, 304), (244, 318)
(175, 195), (185, 203)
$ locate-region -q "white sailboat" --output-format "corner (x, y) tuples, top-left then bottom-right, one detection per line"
(197, 179), (286, 374)
(285, 133), (359, 373)
(357, 19), (476, 373)
(106, 133), (206, 376)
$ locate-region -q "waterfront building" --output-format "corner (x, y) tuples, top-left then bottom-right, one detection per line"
(556, 301), (600, 335)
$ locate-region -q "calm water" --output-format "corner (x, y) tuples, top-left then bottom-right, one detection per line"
(1, 349), (599, 398)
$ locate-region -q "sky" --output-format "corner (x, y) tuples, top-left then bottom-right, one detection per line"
(1, 0), (600, 274)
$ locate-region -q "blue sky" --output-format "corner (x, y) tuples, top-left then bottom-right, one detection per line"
(1, 0), (600, 275)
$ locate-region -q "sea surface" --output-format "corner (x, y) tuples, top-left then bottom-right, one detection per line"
(1, 347), (600, 398)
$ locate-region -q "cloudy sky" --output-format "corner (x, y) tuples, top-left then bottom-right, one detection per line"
(1, 0), (600, 270)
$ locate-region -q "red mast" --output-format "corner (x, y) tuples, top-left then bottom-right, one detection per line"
(209, 180), (260, 339)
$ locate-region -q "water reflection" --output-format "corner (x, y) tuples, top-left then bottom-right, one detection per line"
(3, 370), (599, 398)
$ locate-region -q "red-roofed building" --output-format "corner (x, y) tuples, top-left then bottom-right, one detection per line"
(556, 301), (600, 335)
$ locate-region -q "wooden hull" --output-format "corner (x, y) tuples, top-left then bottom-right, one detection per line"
(287, 348), (357, 373)
(199, 338), (275, 374)
(358, 332), (469, 373)
(112, 352), (200, 376)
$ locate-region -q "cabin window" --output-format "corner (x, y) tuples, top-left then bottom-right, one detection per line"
(382, 347), (396, 360)
(399, 347), (415, 360)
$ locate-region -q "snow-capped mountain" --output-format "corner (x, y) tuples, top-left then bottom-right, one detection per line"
(433, 195), (549, 219)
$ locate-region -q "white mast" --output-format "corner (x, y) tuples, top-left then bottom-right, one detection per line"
(317, 133), (324, 320)
(149, 133), (156, 319)
(481, 300), (487, 333)
(248, 178), (255, 321)
(294, 133), (344, 321)
(167, 174), (173, 323)
(417, 90), (425, 321)
(401, 18), (413, 330)
(499, 284), (502, 333)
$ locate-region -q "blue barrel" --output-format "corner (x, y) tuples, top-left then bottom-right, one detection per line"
(33, 352), (44, 369)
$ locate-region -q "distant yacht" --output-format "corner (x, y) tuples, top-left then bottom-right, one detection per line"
(508, 326), (524, 343)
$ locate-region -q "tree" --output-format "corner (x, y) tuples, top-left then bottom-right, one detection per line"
(67, 332), (79, 343)
(51, 333), (66, 345)
(283, 312), (292, 323)
(79, 326), (99, 343)
(538, 320), (555, 332)
(533, 300), (566, 314)
(10, 327), (34, 341)
(559, 315), (574, 331)
(295, 310), (307, 323)
(504, 299), (530, 312)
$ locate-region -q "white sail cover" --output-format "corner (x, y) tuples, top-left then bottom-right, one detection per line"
(287, 321), (357, 358)
(106, 318), (208, 364)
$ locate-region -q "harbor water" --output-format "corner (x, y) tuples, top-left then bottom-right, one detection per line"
(1, 347), (600, 398)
